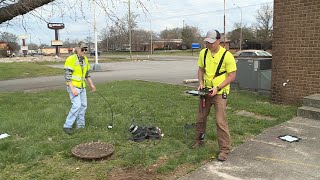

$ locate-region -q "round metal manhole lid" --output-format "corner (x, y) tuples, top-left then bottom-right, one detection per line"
(71, 141), (114, 160)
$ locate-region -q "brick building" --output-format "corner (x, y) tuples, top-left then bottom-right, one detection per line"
(41, 47), (73, 55)
(272, 0), (320, 104)
(0, 41), (14, 57)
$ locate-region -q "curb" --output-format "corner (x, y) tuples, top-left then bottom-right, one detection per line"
(183, 79), (199, 84)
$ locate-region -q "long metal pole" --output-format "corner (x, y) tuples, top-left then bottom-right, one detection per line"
(55, 30), (59, 56)
(224, 0), (226, 47)
(92, 0), (101, 71)
(150, 20), (152, 55)
(128, 0), (132, 60)
(94, 0), (98, 64)
(239, 6), (242, 51)
(88, 29), (91, 52)
(183, 19), (185, 29)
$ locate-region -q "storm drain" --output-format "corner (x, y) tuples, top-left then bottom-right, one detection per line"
(71, 141), (114, 160)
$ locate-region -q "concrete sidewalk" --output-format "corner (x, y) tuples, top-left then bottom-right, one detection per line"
(179, 117), (320, 180)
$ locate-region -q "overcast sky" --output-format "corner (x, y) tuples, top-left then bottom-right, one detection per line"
(0, 0), (273, 46)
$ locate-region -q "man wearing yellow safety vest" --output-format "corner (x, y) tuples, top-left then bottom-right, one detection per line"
(191, 29), (237, 162)
(63, 44), (96, 135)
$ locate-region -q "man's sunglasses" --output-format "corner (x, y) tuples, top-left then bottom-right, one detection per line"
(81, 48), (87, 52)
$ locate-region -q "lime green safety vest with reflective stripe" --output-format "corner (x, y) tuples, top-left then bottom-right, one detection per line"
(64, 54), (90, 88)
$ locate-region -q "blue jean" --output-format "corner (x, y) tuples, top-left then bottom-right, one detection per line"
(64, 87), (87, 129)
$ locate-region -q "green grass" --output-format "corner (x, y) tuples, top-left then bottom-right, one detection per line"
(35, 57), (131, 65)
(0, 57), (147, 81)
(0, 62), (64, 80)
(84, 49), (201, 56)
(152, 49), (201, 56)
(0, 81), (297, 179)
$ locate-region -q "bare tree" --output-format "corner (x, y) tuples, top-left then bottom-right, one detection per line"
(99, 13), (139, 51)
(254, 4), (273, 50)
(181, 25), (201, 48)
(28, 42), (39, 50)
(158, 26), (201, 49)
(0, 0), (149, 26)
(160, 28), (182, 39)
(131, 29), (151, 51)
(229, 24), (255, 49)
(0, 31), (19, 50)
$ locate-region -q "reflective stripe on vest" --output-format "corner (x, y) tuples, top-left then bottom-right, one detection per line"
(71, 75), (82, 81)
(65, 54), (89, 88)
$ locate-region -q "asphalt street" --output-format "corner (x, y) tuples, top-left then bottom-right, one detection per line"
(0, 58), (198, 92)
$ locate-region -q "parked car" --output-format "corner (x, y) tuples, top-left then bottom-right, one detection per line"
(234, 50), (272, 57)
(90, 51), (101, 56)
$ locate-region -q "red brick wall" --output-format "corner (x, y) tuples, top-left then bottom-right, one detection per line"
(272, 0), (320, 104)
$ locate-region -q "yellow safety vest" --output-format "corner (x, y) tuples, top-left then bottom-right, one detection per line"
(64, 54), (90, 88)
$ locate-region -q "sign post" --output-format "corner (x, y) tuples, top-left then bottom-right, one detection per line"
(47, 23), (64, 57)
(18, 35), (28, 57)
(191, 43), (201, 56)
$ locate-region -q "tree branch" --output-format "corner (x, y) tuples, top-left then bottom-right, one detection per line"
(0, 0), (55, 24)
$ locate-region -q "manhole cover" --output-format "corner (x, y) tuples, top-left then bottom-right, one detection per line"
(71, 141), (114, 160)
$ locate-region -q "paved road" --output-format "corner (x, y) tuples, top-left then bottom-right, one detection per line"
(0, 59), (198, 92)
(103, 55), (199, 61)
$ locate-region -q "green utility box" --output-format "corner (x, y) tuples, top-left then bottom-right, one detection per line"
(234, 57), (272, 91)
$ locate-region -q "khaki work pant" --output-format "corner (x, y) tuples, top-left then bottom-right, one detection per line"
(195, 94), (230, 153)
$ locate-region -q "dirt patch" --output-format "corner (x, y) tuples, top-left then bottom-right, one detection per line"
(146, 155), (169, 172)
(107, 155), (197, 180)
(107, 156), (169, 180)
(236, 110), (275, 120)
(165, 163), (196, 179)
(0, 56), (63, 63)
(107, 168), (159, 180)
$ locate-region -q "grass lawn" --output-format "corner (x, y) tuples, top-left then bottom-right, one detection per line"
(0, 62), (64, 81)
(0, 80), (297, 179)
(0, 57), (143, 81)
(100, 49), (201, 56)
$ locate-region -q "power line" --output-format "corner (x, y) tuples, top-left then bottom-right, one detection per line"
(146, 1), (273, 21)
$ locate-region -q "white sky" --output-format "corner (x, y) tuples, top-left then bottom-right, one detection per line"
(0, 0), (273, 46)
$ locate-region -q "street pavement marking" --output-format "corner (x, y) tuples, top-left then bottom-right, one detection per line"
(256, 156), (320, 169)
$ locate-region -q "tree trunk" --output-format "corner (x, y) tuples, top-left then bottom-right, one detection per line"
(0, 0), (55, 24)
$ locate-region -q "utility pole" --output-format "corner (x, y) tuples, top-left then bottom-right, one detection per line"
(234, 4), (242, 51)
(105, 20), (109, 52)
(150, 20), (153, 55)
(88, 29), (91, 52)
(224, 0), (226, 47)
(239, 6), (242, 51)
(29, 33), (32, 53)
(106, 32), (109, 52)
(128, 0), (132, 60)
(92, 0), (101, 71)
(38, 38), (42, 54)
(183, 20), (185, 30)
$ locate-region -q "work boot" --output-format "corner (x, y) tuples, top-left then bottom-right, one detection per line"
(63, 128), (72, 135)
(191, 140), (204, 149)
(217, 151), (228, 161)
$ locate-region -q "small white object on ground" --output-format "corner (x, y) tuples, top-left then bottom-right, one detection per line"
(0, 133), (10, 139)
